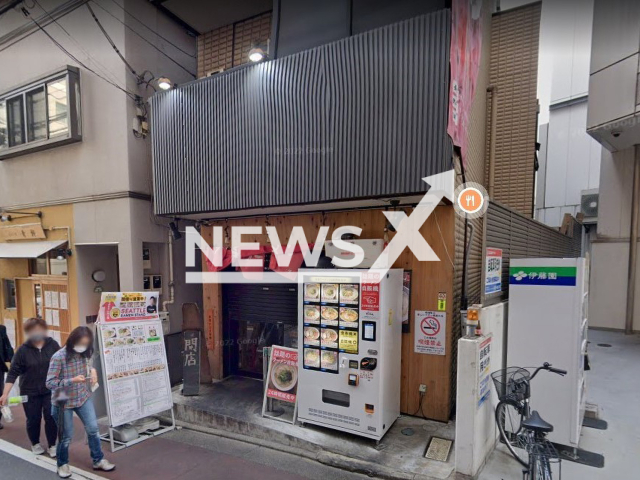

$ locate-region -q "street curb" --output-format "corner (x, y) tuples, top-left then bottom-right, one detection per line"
(164, 417), (450, 480)
(0, 438), (105, 480)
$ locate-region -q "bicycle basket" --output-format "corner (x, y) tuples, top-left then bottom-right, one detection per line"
(491, 367), (531, 402)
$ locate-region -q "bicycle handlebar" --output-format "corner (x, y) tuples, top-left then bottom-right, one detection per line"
(530, 362), (567, 380)
(547, 365), (567, 375)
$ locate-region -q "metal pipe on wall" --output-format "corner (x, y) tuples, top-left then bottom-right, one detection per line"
(162, 232), (175, 313)
(625, 146), (640, 334)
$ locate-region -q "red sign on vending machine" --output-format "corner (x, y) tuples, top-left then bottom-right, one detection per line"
(361, 272), (380, 318)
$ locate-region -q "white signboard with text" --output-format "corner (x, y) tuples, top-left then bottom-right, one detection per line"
(484, 248), (503, 295)
(97, 292), (173, 428)
(414, 310), (446, 355)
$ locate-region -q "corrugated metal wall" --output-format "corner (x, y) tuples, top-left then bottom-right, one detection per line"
(150, 11), (452, 216)
(483, 201), (582, 303)
(487, 3), (541, 217)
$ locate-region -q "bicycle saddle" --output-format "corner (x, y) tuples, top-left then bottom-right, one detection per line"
(522, 410), (554, 433)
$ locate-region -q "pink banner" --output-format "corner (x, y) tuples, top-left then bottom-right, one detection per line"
(448, 0), (483, 164)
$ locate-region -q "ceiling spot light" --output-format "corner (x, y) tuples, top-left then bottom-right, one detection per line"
(158, 76), (173, 90)
(248, 47), (266, 63)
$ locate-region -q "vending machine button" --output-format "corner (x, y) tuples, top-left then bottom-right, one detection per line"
(348, 374), (359, 386)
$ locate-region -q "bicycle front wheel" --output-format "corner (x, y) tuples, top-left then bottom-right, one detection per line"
(495, 400), (528, 467)
(530, 455), (553, 480)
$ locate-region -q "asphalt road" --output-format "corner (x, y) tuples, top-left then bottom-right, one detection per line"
(0, 449), (55, 479)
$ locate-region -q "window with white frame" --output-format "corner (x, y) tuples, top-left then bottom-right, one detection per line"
(0, 66), (81, 159)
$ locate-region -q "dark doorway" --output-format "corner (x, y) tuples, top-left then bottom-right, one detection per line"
(222, 283), (298, 378)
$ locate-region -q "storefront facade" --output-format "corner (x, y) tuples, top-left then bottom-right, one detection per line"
(0, 204), (75, 347)
(149, 8), (467, 421)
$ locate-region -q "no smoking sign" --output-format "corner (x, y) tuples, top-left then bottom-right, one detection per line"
(414, 310), (446, 356)
(420, 316), (440, 336)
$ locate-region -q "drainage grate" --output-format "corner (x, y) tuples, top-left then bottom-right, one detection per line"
(424, 437), (452, 462)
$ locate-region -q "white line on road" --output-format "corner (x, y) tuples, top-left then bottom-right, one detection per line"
(0, 438), (106, 480)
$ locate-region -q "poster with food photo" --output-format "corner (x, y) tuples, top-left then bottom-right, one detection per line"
(303, 326), (320, 346)
(265, 346), (298, 404)
(339, 307), (359, 328)
(303, 305), (320, 324)
(339, 284), (359, 305)
(320, 327), (339, 348)
(321, 284), (339, 303)
(320, 306), (339, 326)
(304, 283), (320, 302)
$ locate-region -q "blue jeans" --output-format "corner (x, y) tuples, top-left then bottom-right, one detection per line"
(51, 398), (104, 467)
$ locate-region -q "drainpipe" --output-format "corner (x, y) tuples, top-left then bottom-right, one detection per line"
(487, 86), (498, 198)
(162, 231), (175, 313)
(625, 146), (640, 334)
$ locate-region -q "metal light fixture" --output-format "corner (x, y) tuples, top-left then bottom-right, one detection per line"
(158, 76), (173, 90)
(248, 47), (266, 63)
(0, 214), (11, 222)
(169, 221), (182, 241)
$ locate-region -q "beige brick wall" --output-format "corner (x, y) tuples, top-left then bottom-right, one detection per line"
(197, 12), (272, 78)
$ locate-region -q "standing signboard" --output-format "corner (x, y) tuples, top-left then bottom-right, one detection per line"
(414, 310), (446, 355)
(262, 345), (298, 423)
(484, 248), (503, 295)
(182, 330), (201, 396)
(96, 292), (175, 451)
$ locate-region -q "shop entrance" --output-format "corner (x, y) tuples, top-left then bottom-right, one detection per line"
(222, 283), (298, 378)
(15, 277), (69, 346)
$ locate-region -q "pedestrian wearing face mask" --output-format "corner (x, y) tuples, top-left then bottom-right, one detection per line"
(47, 326), (115, 478)
(0, 318), (59, 455)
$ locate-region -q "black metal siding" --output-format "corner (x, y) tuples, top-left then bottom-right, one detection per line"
(150, 11), (452, 216)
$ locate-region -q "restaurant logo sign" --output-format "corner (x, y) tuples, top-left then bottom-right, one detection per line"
(185, 170), (482, 284)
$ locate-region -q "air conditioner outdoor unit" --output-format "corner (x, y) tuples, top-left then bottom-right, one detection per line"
(580, 189), (599, 224)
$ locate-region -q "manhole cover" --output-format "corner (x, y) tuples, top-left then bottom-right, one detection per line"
(401, 428), (415, 436)
(597, 343), (612, 347)
(424, 437), (452, 462)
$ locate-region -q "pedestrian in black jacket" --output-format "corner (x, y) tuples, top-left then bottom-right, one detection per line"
(1, 318), (60, 456)
(0, 322), (14, 429)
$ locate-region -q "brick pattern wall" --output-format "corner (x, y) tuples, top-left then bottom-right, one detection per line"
(197, 12), (272, 78)
(487, 3), (541, 217)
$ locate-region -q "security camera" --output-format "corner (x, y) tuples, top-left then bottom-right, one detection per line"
(612, 131), (622, 138)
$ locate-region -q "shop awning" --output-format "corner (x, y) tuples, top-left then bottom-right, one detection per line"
(0, 240), (66, 259)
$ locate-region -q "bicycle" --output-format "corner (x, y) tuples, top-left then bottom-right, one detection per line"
(491, 362), (567, 479)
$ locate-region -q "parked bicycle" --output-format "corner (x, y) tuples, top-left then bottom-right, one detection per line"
(491, 362), (567, 480)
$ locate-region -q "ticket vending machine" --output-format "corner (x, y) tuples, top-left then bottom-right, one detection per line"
(297, 269), (403, 441)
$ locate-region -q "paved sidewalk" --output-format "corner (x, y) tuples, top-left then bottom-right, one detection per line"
(0, 403), (368, 480)
(479, 329), (640, 480)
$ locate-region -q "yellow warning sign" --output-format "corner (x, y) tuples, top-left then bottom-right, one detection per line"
(437, 292), (447, 311)
(339, 330), (358, 353)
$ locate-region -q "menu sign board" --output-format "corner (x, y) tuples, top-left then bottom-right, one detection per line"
(97, 292), (173, 428)
(302, 281), (360, 374)
(265, 346), (298, 403)
(99, 292), (159, 323)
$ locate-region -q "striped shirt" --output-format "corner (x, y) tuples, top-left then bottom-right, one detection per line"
(46, 348), (91, 409)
